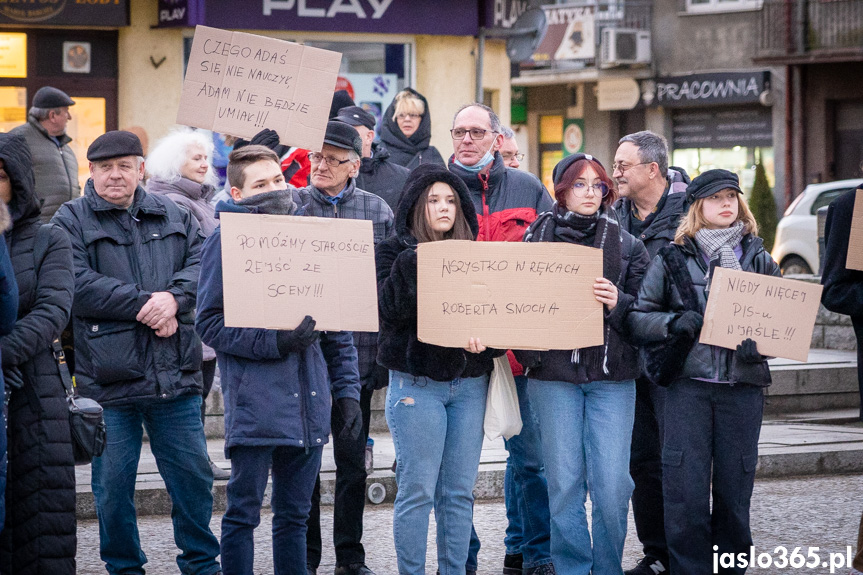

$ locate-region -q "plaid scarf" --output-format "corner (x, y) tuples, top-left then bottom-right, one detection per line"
(695, 221), (744, 285)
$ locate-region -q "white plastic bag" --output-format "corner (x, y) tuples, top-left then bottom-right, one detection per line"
(483, 356), (523, 440)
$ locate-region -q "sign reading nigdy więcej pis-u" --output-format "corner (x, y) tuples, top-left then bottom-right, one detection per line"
(177, 25), (342, 152)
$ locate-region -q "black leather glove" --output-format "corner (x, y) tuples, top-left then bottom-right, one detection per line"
(669, 310), (703, 338)
(735, 338), (762, 363)
(336, 396), (363, 442)
(276, 315), (319, 355)
(365, 363), (390, 391)
(4, 366), (23, 390)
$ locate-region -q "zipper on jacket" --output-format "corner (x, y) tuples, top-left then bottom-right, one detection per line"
(479, 172), (490, 240)
(297, 353), (312, 450)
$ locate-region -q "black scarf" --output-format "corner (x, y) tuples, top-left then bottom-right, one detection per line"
(235, 189), (298, 215)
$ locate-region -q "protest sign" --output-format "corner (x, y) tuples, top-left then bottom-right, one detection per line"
(177, 25), (341, 151)
(417, 240), (604, 350)
(219, 212), (378, 332)
(846, 189), (863, 271)
(699, 268), (822, 362)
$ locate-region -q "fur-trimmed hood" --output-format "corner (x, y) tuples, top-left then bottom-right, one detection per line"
(393, 163), (479, 245)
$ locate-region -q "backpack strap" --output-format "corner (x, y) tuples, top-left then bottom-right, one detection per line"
(32, 223), (55, 278)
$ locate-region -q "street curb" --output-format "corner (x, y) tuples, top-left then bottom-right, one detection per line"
(75, 448), (863, 520)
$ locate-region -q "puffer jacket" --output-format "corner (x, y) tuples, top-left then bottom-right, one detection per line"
(514, 205), (649, 385)
(146, 177), (218, 237)
(297, 179), (393, 381)
(376, 163), (503, 381)
(380, 88), (445, 170)
(51, 182), (204, 406)
(9, 116), (80, 223)
(354, 142), (411, 212)
(196, 198), (360, 453)
(614, 168), (690, 259)
(627, 234), (780, 385)
(0, 133), (76, 574)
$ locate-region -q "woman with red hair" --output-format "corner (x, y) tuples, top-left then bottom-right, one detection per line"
(515, 154), (649, 574)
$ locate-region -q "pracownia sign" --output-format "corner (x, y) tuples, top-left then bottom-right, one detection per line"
(653, 71), (770, 108)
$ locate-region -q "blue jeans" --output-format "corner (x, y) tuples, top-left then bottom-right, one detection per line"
(663, 379), (763, 575)
(221, 445), (323, 575)
(91, 395), (220, 575)
(503, 375), (552, 568)
(387, 370), (488, 575)
(529, 379), (635, 575)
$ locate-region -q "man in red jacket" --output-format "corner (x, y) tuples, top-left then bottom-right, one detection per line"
(449, 103), (555, 575)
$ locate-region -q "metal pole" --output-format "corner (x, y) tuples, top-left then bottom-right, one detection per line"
(475, 28), (485, 103)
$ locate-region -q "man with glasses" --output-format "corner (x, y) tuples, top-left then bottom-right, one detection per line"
(297, 120), (393, 575)
(499, 126), (525, 170)
(449, 103), (555, 575)
(613, 130), (690, 575)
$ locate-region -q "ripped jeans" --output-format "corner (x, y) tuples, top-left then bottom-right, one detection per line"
(386, 370), (488, 575)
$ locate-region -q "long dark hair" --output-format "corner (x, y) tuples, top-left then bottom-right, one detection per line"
(409, 184), (474, 243)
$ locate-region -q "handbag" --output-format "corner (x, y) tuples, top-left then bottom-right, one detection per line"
(642, 245), (702, 387)
(483, 355), (522, 441)
(53, 339), (107, 465)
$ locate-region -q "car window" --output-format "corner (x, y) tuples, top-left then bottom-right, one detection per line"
(810, 188), (854, 215)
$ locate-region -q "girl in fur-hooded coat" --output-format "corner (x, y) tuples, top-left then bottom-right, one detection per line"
(0, 132), (76, 575)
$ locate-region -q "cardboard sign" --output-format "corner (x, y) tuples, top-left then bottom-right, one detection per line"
(219, 212), (378, 332)
(846, 189), (863, 271)
(699, 268), (822, 362)
(417, 240), (604, 350)
(177, 26), (342, 151)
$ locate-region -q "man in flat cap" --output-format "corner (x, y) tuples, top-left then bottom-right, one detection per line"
(51, 131), (221, 575)
(10, 86), (81, 222)
(298, 121), (393, 575)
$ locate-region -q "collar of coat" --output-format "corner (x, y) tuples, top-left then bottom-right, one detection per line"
(447, 152), (506, 194)
(306, 177), (357, 206)
(84, 179), (166, 217)
(27, 115), (72, 147)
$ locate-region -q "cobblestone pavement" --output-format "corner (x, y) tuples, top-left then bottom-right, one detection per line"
(77, 473), (862, 574)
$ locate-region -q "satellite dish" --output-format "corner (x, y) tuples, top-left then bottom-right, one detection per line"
(505, 8), (547, 63)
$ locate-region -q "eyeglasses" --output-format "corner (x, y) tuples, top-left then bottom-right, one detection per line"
(501, 153), (525, 162)
(450, 128), (497, 140)
(570, 181), (609, 197)
(396, 113), (421, 121)
(611, 161), (651, 175)
(309, 153), (353, 168)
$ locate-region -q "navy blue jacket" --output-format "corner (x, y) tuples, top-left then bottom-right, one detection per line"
(52, 182), (203, 406)
(196, 200), (360, 454)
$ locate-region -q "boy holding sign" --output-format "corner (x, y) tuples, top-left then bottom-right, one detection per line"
(627, 169), (780, 575)
(195, 145), (361, 575)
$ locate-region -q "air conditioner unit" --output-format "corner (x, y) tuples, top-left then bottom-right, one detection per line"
(600, 28), (651, 68)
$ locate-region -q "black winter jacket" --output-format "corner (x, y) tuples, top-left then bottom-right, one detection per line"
(514, 206), (649, 385)
(376, 164), (502, 381)
(355, 142), (411, 212)
(52, 182), (204, 406)
(821, 188), (863, 320)
(0, 133), (76, 574)
(627, 234), (780, 385)
(379, 88), (445, 170)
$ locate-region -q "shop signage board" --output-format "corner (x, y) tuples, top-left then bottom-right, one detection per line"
(160, 0), (479, 35)
(530, 5), (596, 65)
(672, 108), (773, 149)
(177, 26), (341, 151)
(562, 119), (585, 157)
(417, 240), (604, 350)
(699, 268), (822, 362)
(597, 78), (641, 111)
(219, 212), (378, 332)
(652, 71), (769, 108)
(846, 189), (863, 271)
(0, 1), (128, 26)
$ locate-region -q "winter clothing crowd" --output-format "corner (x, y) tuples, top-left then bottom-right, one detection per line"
(0, 83), (860, 575)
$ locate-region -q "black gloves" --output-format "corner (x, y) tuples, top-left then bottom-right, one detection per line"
(735, 338), (762, 363)
(336, 396), (363, 442)
(669, 311), (703, 338)
(276, 315), (319, 355)
(235, 129), (290, 158)
(365, 363), (390, 391)
(3, 366), (23, 391)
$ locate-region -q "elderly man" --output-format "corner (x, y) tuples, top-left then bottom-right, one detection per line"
(336, 105), (410, 212)
(298, 121), (393, 575)
(52, 131), (221, 575)
(449, 103), (554, 575)
(11, 86), (80, 222)
(499, 126), (524, 170)
(612, 130), (689, 575)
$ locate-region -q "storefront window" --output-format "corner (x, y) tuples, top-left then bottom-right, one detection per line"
(66, 97), (106, 190)
(0, 86), (25, 132)
(0, 33), (26, 78)
(539, 114), (564, 193)
(671, 146), (775, 198)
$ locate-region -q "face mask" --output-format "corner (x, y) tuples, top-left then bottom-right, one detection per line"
(454, 139), (496, 173)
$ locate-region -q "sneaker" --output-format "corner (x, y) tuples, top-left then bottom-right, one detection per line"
(334, 564), (375, 575)
(624, 556), (667, 575)
(526, 564), (557, 575)
(504, 553), (523, 574)
(209, 459), (231, 481)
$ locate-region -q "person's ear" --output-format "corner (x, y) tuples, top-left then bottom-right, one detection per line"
(493, 132), (504, 151)
(230, 186), (243, 201)
(138, 160), (146, 182)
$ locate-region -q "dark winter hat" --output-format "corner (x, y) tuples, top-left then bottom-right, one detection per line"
(551, 153), (605, 185)
(329, 90), (356, 119)
(87, 130), (144, 161)
(685, 169), (742, 204)
(32, 86), (75, 109)
(322, 121), (363, 157)
(335, 106), (376, 130)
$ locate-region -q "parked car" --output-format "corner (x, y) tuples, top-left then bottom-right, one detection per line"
(772, 178), (863, 275)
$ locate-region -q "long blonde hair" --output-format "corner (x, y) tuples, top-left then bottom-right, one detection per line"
(674, 191), (759, 244)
